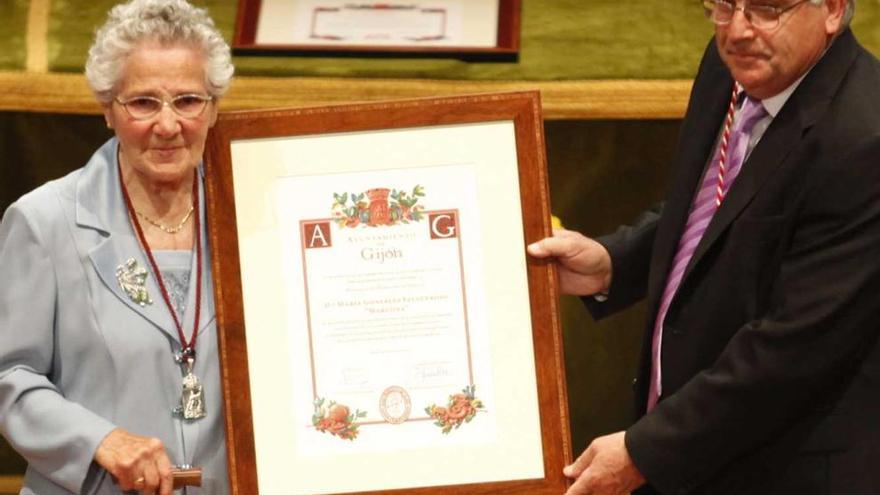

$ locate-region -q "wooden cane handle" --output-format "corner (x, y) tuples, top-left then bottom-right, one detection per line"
(133, 467), (202, 490)
(172, 468), (202, 488)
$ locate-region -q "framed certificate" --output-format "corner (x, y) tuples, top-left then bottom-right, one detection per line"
(233, 0), (521, 60)
(204, 91), (570, 494)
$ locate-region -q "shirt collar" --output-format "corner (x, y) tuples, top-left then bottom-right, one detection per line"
(757, 72), (808, 118)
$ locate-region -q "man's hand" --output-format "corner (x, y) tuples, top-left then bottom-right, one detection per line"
(564, 431), (646, 495)
(527, 229), (612, 296)
(94, 428), (174, 494)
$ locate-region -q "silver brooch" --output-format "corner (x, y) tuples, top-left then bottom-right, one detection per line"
(116, 258), (153, 306)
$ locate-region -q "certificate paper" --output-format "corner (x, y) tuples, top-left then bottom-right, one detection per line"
(207, 93), (569, 495)
(277, 164), (497, 456)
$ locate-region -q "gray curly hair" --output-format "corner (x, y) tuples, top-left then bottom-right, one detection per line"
(85, 0), (234, 104)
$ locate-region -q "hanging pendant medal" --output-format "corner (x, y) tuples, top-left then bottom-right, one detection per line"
(175, 353), (206, 420)
(120, 166), (207, 422)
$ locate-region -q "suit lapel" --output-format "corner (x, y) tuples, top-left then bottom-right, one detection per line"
(89, 238), (179, 339)
(76, 138), (179, 341)
(682, 113), (801, 281)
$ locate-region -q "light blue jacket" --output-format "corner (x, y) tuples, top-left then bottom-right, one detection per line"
(0, 138), (229, 494)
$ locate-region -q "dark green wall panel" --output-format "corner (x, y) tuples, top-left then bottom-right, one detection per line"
(0, 1), (29, 71)
(46, 1), (880, 79)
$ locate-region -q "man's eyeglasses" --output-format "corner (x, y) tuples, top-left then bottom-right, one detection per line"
(703, 0), (813, 31)
(114, 94), (214, 120)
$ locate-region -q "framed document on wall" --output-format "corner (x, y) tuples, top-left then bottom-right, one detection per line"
(204, 91), (570, 494)
(233, 0), (521, 59)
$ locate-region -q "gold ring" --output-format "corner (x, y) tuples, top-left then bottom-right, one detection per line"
(134, 477), (145, 489)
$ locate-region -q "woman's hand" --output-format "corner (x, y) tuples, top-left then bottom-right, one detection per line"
(527, 229), (613, 296)
(94, 428), (174, 494)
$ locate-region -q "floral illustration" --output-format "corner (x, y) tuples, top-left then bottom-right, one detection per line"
(425, 385), (484, 434)
(312, 398), (367, 440)
(332, 185), (426, 228)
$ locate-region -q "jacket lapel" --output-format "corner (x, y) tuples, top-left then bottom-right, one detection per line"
(188, 170), (216, 339)
(681, 113), (800, 280)
(76, 138), (178, 341)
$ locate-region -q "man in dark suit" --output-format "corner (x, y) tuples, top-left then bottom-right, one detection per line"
(529, 0), (880, 493)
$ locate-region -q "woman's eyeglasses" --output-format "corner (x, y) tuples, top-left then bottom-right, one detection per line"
(114, 94), (214, 120)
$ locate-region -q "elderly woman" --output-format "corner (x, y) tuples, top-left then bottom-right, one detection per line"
(0, 0), (233, 493)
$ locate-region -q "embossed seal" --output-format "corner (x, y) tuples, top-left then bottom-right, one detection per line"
(379, 386), (412, 424)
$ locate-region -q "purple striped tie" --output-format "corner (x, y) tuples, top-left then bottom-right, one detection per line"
(646, 96), (768, 412)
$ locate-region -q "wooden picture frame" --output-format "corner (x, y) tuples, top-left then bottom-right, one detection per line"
(232, 0), (521, 60)
(204, 91), (569, 494)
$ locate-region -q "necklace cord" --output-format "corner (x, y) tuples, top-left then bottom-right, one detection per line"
(119, 166), (202, 359)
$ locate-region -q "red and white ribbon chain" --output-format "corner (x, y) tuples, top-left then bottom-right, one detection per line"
(715, 85), (741, 207)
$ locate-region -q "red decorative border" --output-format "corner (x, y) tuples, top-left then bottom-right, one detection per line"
(299, 208), (474, 427)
